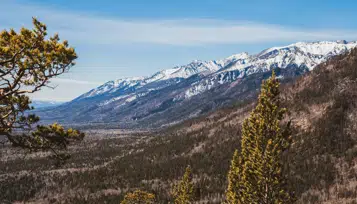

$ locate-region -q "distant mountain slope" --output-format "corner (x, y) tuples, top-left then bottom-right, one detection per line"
(31, 100), (64, 109)
(36, 41), (357, 127)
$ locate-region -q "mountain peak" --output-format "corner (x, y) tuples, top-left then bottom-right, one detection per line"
(115, 76), (145, 82)
(258, 40), (356, 57)
(336, 40), (348, 44)
(226, 52), (249, 61)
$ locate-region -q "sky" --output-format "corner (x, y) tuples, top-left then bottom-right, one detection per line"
(1, 0), (357, 101)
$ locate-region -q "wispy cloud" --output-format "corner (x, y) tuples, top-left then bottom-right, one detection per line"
(1, 1), (357, 46)
(50, 78), (102, 86)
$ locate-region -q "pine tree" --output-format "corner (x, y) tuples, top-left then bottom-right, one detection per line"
(173, 165), (194, 204)
(120, 190), (155, 204)
(225, 150), (243, 204)
(225, 71), (293, 204)
(0, 18), (84, 161)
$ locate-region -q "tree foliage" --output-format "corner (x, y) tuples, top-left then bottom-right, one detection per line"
(120, 189), (156, 204)
(226, 71), (293, 204)
(0, 18), (84, 160)
(225, 150), (243, 203)
(173, 165), (194, 204)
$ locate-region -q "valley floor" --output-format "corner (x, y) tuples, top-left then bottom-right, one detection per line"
(0, 129), (160, 203)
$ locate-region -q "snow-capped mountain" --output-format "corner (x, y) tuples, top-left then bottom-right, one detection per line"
(76, 40), (357, 102)
(181, 41), (357, 99)
(78, 77), (145, 99)
(75, 57), (228, 101)
(37, 41), (357, 128)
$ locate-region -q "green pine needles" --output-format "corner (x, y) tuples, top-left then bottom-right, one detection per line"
(120, 190), (156, 204)
(225, 71), (293, 204)
(173, 165), (194, 204)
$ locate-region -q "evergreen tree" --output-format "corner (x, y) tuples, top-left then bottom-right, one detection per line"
(173, 165), (194, 204)
(120, 190), (155, 204)
(0, 18), (84, 161)
(226, 71), (293, 204)
(225, 150), (243, 204)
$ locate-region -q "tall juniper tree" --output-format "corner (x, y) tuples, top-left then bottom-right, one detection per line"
(226, 71), (293, 204)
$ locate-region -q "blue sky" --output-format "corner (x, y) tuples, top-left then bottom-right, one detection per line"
(2, 0), (357, 101)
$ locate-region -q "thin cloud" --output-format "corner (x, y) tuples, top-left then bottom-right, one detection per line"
(1, 1), (357, 46)
(50, 78), (102, 86)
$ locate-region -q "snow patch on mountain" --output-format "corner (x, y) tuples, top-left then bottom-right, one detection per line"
(185, 79), (215, 99)
(81, 77), (144, 99)
(125, 95), (137, 102)
(99, 95), (129, 106)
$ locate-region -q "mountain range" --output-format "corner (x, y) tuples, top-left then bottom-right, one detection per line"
(31, 100), (64, 109)
(36, 40), (357, 128)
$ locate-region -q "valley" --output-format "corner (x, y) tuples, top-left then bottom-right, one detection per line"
(2, 1), (357, 203)
(2, 46), (357, 203)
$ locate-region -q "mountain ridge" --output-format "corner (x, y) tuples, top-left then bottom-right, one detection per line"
(31, 100), (64, 109)
(37, 40), (357, 128)
(76, 40), (357, 101)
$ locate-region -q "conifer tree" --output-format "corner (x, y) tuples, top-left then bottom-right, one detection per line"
(226, 71), (293, 204)
(0, 18), (84, 161)
(120, 190), (155, 204)
(173, 165), (194, 204)
(225, 150), (243, 204)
